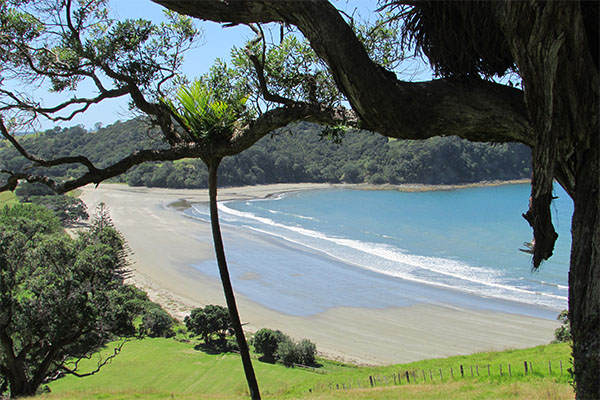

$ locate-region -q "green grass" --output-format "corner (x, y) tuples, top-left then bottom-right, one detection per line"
(36, 337), (573, 400)
(0, 191), (18, 206)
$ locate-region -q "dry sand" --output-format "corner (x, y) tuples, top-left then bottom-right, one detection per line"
(80, 183), (559, 365)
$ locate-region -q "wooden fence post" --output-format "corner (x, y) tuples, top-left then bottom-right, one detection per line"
(476, 365), (479, 376)
(500, 364), (503, 376)
(429, 370), (433, 380)
(369, 376), (373, 387)
(439, 368), (443, 381)
(560, 360), (563, 375)
(509, 363), (512, 377)
(422, 370), (426, 381)
(393, 373), (397, 385)
(487, 364), (490, 376)
(451, 367), (454, 378)
(529, 362), (533, 373)
(549, 361), (552, 374)
(460, 365), (464, 377)
(412, 371), (417, 383)
(524, 361), (528, 375)
(470, 365), (474, 377)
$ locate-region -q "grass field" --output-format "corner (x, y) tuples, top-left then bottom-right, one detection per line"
(0, 191), (18, 206)
(35, 336), (573, 400)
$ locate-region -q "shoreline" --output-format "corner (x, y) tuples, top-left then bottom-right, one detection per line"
(79, 181), (558, 366)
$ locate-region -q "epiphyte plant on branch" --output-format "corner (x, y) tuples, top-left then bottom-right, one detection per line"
(162, 76), (261, 399)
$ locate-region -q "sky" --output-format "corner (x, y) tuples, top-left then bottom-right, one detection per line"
(31, 0), (433, 131)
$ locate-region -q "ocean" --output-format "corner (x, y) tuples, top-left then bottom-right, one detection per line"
(184, 183), (571, 320)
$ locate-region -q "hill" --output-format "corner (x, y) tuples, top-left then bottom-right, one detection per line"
(0, 118), (531, 189)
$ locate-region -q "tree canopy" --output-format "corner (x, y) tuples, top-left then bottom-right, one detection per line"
(0, 203), (143, 398)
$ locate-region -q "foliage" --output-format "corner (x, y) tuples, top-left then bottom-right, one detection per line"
(141, 308), (175, 339)
(0, 119), (532, 190)
(28, 195), (89, 225)
(0, 203), (143, 397)
(184, 305), (233, 345)
(553, 310), (571, 343)
(251, 328), (288, 363)
(14, 182), (55, 201)
(251, 328), (317, 367)
(161, 78), (249, 142)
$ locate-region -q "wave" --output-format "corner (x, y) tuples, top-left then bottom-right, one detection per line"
(218, 202), (567, 309)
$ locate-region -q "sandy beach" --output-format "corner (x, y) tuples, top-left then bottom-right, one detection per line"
(80, 183), (559, 365)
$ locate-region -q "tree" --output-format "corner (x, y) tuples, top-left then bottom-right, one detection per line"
(0, 0), (596, 397)
(0, 203), (141, 398)
(147, 2), (598, 398)
(29, 195), (89, 225)
(252, 328), (288, 363)
(184, 305), (233, 345)
(141, 307), (175, 338)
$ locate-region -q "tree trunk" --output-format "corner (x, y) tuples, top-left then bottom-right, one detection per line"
(498, 2), (599, 398)
(569, 134), (600, 399)
(207, 159), (261, 400)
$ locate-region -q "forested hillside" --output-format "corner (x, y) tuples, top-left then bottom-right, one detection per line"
(0, 118), (531, 189)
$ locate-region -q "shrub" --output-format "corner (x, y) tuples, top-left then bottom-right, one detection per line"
(252, 328), (289, 363)
(297, 338), (317, 366)
(553, 309), (571, 343)
(142, 307), (175, 338)
(276, 338), (301, 367)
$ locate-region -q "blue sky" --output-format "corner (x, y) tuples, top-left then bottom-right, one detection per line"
(33, 0), (432, 130)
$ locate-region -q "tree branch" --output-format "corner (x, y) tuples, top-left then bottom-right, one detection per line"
(154, 0), (533, 146)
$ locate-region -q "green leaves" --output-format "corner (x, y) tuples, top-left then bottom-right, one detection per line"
(162, 78), (249, 143)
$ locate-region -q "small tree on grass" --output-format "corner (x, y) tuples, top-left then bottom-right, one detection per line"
(252, 328), (288, 363)
(184, 305), (233, 345)
(141, 307), (175, 338)
(553, 310), (572, 343)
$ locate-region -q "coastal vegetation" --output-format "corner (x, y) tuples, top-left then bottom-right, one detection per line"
(0, 119), (532, 189)
(0, 0), (596, 398)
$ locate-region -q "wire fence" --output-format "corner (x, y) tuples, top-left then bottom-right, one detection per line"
(306, 359), (572, 394)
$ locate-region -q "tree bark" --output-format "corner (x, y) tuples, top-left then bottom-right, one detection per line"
(498, 2), (599, 397)
(155, 0), (599, 397)
(207, 159), (261, 400)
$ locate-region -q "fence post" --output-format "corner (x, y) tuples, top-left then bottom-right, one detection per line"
(429, 370), (433, 380)
(422, 370), (426, 382)
(439, 368), (443, 381)
(393, 373), (397, 385)
(524, 361), (528, 375)
(476, 365), (479, 376)
(460, 365), (464, 377)
(406, 371), (410, 383)
(529, 362), (533, 373)
(509, 363), (512, 377)
(369, 376), (374, 387)
(451, 367), (454, 378)
(560, 360), (563, 375)
(470, 365), (474, 377)
(549, 361), (552, 374)
(412, 371), (417, 383)
(487, 364), (490, 376)
(500, 364), (503, 377)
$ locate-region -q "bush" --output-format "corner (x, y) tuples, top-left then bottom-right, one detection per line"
(553, 309), (571, 343)
(252, 328), (318, 367)
(142, 307), (175, 338)
(297, 338), (317, 366)
(252, 328), (288, 363)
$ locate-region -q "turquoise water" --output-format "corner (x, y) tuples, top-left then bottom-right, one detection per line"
(186, 183), (571, 318)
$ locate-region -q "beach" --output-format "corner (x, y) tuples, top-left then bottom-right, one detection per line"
(80, 183), (559, 365)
